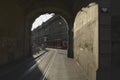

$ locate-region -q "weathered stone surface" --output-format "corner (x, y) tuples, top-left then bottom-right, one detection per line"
(0, 1), (25, 65)
(74, 3), (98, 80)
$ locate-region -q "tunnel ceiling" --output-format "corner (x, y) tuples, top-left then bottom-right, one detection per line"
(17, 0), (95, 16)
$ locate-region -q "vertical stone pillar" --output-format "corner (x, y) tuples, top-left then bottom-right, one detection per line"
(74, 3), (98, 80)
(67, 22), (74, 58)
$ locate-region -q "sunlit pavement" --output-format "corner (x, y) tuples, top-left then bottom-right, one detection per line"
(0, 48), (86, 80)
(43, 48), (87, 80)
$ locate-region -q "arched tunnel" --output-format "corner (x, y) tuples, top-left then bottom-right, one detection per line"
(0, 0), (114, 80)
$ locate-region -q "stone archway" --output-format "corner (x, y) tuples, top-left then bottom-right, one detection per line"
(24, 6), (74, 58)
(0, 0), (114, 79)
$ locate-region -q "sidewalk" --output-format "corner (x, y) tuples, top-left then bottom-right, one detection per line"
(46, 49), (87, 80)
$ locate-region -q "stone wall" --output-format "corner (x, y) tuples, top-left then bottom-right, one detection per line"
(0, 1), (25, 65)
(111, 0), (119, 79)
(74, 3), (98, 80)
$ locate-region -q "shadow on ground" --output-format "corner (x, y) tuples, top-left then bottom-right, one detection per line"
(0, 50), (48, 80)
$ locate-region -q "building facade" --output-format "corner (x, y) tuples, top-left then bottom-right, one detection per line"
(31, 15), (68, 48)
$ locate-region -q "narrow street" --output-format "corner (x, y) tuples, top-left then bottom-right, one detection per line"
(0, 48), (86, 80)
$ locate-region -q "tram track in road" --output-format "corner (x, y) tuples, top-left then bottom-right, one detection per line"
(0, 50), (50, 80)
(18, 49), (51, 80)
(40, 49), (57, 80)
(0, 48), (57, 80)
(18, 48), (57, 80)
